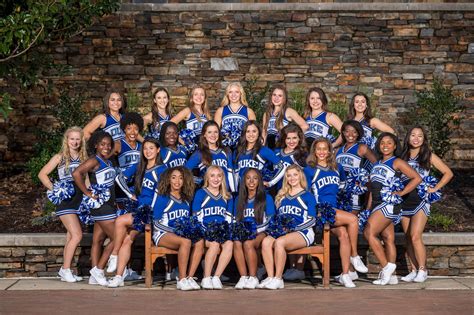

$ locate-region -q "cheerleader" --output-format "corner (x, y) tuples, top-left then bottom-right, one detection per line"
(260, 165), (316, 290)
(364, 132), (421, 285)
(214, 82), (256, 150)
(305, 138), (368, 288)
(159, 121), (187, 168)
(233, 169), (275, 289)
(38, 127), (88, 282)
(106, 138), (166, 286)
(336, 120), (378, 213)
(185, 121), (235, 192)
(400, 126), (453, 283)
(192, 166), (234, 290)
(142, 87), (172, 138)
(151, 166), (202, 291)
(262, 85), (308, 149)
(72, 131), (118, 286)
(83, 91), (127, 141)
(303, 87), (343, 148)
(171, 85), (211, 144)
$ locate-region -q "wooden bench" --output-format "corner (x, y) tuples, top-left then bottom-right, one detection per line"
(144, 223), (330, 288)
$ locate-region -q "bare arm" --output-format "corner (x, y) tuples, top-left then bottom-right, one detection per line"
(286, 108), (309, 132)
(247, 107), (256, 121)
(358, 144), (378, 164)
(430, 153), (454, 192)
(171, 107), (190, 125)
(72, 158), (99, 198)
(370, 118), (395, 134)
(214, 107), (224, 127)
(393, 158), (422, 196)
(38, 154), (62, 190)
(83, 114), (106, 141)
(113, 139), (122, 156)
(327, 112), (343, 133)
(261, 112), (268, 144)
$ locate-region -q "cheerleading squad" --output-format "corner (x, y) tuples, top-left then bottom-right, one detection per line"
(38, 83), (454, 291)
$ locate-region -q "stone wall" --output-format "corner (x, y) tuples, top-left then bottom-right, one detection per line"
(0, 3), (473, 170)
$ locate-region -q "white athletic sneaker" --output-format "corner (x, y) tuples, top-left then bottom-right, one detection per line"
(350, 256), (369, 273)
(284, 269), (305, 281)
(340, 273), (356, 288)
(235, 276), (248, 289)
(177, 278), (193, 291)
(187, 277), (201, 290)
(257, 277), (273, 289)
(58, 267), (76, 283)
(124, 268), (143, 281)
(89, 267), (108, 286)
(373, 275), (398, 285)
(107, 275), (124, 288)
(212, 276), (223, 290)
(401, 270), (418, 282)
(413, 269), (428, 283)
(244, 276), (259, 289)
(373, 263), (396, 285)
(73, 274), (83, 282)
(257, 266), (266, 280)
(336, 271), (359, 283)
(264, 277), (284, 290)
(201, 277), (214, 289)
(106, 255), (118, 273)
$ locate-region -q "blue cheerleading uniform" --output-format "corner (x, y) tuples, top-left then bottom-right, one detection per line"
(400, 156), (431, 217)
(233, 194), (275, 234)
(271, 149), (306, 189)
(192, 188), (234, 229)
(88, 155), (117, 221)
(153, 195), (191, 245)
(276, 191), (317, 246)
(102, 113), (124, 141)
(305, 111), (332, 140)
(185, 148), (236, 192)
(186, 111), (208, 138)
(336, 143), (365, 211)
(148, 113), (170, 134)
(55, 156), (82, 216)
(266, 111), (289, 149)
(304, 164), (346, 208)
(117, 140), (141, 172)
(160, 146), (187, 168)
(369, 156), (401, 224)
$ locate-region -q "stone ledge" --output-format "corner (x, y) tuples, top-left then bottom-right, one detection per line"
(120, 3), (474, 12)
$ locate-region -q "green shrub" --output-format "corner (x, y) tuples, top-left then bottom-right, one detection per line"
(244, 76), (270, 124)
(428, 206), (455, 231)
(31, 199), (57, 226)
(288, 86), (305, 117)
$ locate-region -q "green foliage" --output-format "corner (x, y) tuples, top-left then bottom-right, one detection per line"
(414, 79), (465, 158)
(244, 76), (270, 124)
(288, 86), (305, 117)
(0, 92), (12, 118)
(126, 90), (141, 113)
(428, 206), (455, 231)
(31, 198), (57, 226)
(327, 95), (347, 138)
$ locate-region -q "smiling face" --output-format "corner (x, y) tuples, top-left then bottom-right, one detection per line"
(67, 131), (82, 152)
(314, 141), (330, 163)
(245, 169), (259, 193)
(207, 167), (223, 190)
(143, 141), (159, 162)
(353, 95), (367, 114)
(124, 124), (139, 143)
(192, 88), (205, 107)
(285, 167), (301, 189)
(342, 125), (359, 145)
(245, 124), (259, 146)
(379, 136), (396, 157)
(271, 88), (285, 107)
(154, 90), (169, 111)
(203, 125), (219, 146)
(227, 85), (241, 105)
(285, 132), (300, 151)
(164, 125), (178, 147)
(309, 91), (323, 111)
(108, 93), (123, 113)
(95, 136), (112, 158)
(409, 128), (424, 149)
(170, 169), (184, 192)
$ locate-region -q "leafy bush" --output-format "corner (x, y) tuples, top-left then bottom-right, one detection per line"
(244, 76), (270, 124)
(0, 92), (12, 118)
(31, 198), (57, 226)
(288, 86), (305, 117)
(428, 206), (455, 231)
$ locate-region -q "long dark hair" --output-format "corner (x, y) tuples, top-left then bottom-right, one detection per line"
(199, 120), (223, 167)
(340, 120), (364, 144)
(277, 123), (307, 166)
(134, 138), (160, 195)
(236, 168), (266, 224)
(263, 85), (288, 133)
(347, 92), (373, 121)
(375, 132), (401, 160)
(401, 126), (432, 170)
(236, 120), (263, 162)
(152, 87), (171, 125)
(159, 121), (179, 149)
(303, 87), (328, 117)
(102, 90), (127, 115)
(306, 137), (337, 171)
(157, 166), (195, 203)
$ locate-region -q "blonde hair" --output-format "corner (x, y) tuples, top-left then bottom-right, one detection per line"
(60, 127), (88, 169)
(275, 165), (308, 207)
(188, 85), (211, 122)
(219, 82), (249, 107)
(306, 137), (338, 170)
(203, 165), (231, 200)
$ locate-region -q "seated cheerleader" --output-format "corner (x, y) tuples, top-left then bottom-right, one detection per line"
(400, 126), (453, 283)
(83, 91), (127, 141)
(152, 166), (201, 291)
(159, 121), (188, 168)
(142, 87), (172, 139)
(106, 138), (166, 286)
(364, 132), (421, 285)
(303, 87), (343, 148)
(304, 138), (368, 288)
(192, 166), (234, 290)
(72, 130), (118, 286)
(185, 120), (235, 192)
(38, 127), (88, 282)
(262, 85), (309, 149)
(260, 165), (316, 290)
(233, 168), (275, 289)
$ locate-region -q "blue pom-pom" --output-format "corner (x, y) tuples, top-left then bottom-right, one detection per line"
(325, 134), (336, 143)
(221, 123), (241, 148)
(417, 176), (442, 204)
(174, 216), (204, 243)
(204, 220), (231, 243)
(81, 184), (111, 209)
(132, 204), (152, 232)
(360, 135), (376, 149)
(78, 203), (93, 225)
(231, 220), (257, 241)
(267, 214), (297, 239)
(261, 163), (274, 182)
(337, 190), (353, 212)
(144, 129), (161, 140)
(47, 180), (75, 205)
(179, 129), (198, 154)
(346, 168), (369, 196)
(358, 209), (371, 232)
(381, 177), (405, 205)
(316, 202), (336, 229)
(116, 199), (137, 217)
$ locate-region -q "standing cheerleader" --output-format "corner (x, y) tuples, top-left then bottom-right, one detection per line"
(364, 132), (421, 285)
(185, 121), (235, 192)
(142, 88), (172, 138)
(152, 166), (202, 291)
(304, 87), (343, 148)
(192, 166), (234, 290)
(83, 91), (127, 141)
(262, 85), (308, 149)
(72, 130), (117, 286)
(38, 127), (88, 282)
(106, 138), (166, 286)
(400, 126), (453, 283)
(233, 169), (275, 289)
(172, 85), (211, 144)
(305, 138), (368, 288)
(214, 82), (256, 149)
(158, 122), (187, 168)
(260, 165), (316, 290)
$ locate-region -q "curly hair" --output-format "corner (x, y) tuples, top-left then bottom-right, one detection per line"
(87, 130), (114, 156)
(120, 112), (144, 132)
(306, 137), (337, 170)
(157, 166), (195, 203)
(275, 165), (308, 207)
(340, 120), (364, 144)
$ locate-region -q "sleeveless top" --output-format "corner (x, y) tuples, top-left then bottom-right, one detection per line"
(186, 111), (208, 137)
(148, 113), (170, 133)
(221, 105), (249, 132)
(369, 156), (397, 207)
(305, 111), (331, 139)
(117, 139), (141, 172)
(57, 156), (81, 181)
(103, 113), (124, 141)
(336, 143), (363, 175)
(267, 111), (289, 136)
